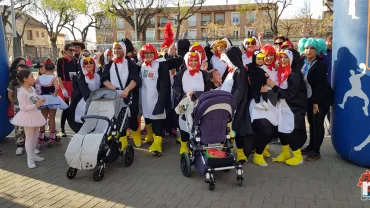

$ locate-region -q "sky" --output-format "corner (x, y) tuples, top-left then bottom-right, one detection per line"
(63, 0), (325, 42)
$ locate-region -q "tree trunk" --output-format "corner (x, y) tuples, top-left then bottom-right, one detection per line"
(50, 38), (59, 59)
(175, 23), (181, 40)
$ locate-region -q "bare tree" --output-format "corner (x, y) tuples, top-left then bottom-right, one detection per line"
(63, 2), (100, 42)
(323, 0), (333, 13)
(204, 22), (238, 39)
(239, 0), (293, 36)
(162, 0), (205, 40)
(279, 19), (300, 37)
(95, 16), (115, 44)
(100, 0), (164, 41)
(33, 0), (85, 58)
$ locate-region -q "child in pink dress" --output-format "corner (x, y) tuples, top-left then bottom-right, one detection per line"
(11, 70), (47, 169)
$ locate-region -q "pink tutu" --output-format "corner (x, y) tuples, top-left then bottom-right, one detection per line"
(11, 109), (46, 127)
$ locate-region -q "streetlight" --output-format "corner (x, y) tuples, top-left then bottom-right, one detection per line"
(11, 0), (20, 57)
(125, 0), (138, 44)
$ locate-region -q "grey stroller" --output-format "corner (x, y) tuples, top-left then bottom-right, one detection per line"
(179, 90), (243, 190)
(65, 88), (134, 181)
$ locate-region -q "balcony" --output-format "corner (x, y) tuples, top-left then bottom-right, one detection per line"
(215, 20), (225, 25)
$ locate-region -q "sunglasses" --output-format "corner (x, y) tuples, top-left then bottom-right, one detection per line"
(68, 48), (75, 52)
(83, 61), (94, 65)
(246, 42), (256, 46)
(274, 42), (283, 45)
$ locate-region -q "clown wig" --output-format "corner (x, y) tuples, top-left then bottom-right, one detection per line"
(298, 38), (327, 55)
(139, 43), (159, 66)
(212, 40), (227, 52)
(261, 44), (277, 63)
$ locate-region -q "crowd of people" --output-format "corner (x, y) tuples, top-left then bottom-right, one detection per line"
(3, 33), (334, 169)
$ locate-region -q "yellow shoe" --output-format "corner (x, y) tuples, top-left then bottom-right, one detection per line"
(179, 140), (189, 155)
(263, 144), (271, 158)
(286, 149), (303, 166)
(253, 153), (268, 167)
(236, 148), (247, 163)
(272, 145), (291, 162)
(119, 136), (128, 151)
(144, 124), (154, 143)
(176, 137), (181, 144)
(131, 129), (142, 147)
(149, 135), (162, 154)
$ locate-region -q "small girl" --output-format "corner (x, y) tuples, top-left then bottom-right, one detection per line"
(208, 69), (222, 90)
(11, 70), (47, 168)
(36, 59), (68, 146)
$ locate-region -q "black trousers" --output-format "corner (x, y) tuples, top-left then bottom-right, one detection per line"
(235, 134), (254, 157)
(180, 130), (190, 142)
(306, 98), (330, 153)
(279, 129), (307, 151)
(252, 119), (276, 154)
(164, 109), (178, 132)
(145, 118), (164, 136)
(61, 99), (70, 130)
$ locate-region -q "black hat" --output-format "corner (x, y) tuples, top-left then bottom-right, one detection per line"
(225, 46), (244, 69)
(70, 41), (86, 50)
(122, 38), (134, 53)
(176, 39), (190, 57)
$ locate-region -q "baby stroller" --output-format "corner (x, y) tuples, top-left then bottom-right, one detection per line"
(65, 88), (134, 182)
(179, 90), (243, 191)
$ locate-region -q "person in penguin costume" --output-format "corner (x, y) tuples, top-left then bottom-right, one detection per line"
(101, 41), (142, 150)
(204, 39), (228, 79)
(173, 51), (210, 154)
(67, 57), (101, 133)
(242, 36), (261, 66)
(189, 42), (213, 71)
(220, 46), (254, 164)
(139, 43), (170, 156)
(267, 49), (307, 166)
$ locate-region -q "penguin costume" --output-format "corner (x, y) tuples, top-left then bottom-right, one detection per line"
(205, 39), (228, 78)
(221, 46), (254, 164)
(139, 43), (170, 156)
(189, 42), (213, 71)
(173, 51), (210, 155)
(242, 36), (261, 66)
(67, 57), (101, 133)
(101, 41), (142, 150)
(270, 49), (307, 166)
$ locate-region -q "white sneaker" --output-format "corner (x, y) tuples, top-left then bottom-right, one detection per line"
(27, 158), (36, 169)
(35, 149), (41, 155)
(33, 155), (44, 162)
(15, 147), (24, 156)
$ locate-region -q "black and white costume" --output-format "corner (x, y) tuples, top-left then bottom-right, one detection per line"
(242, 36), (261, 66)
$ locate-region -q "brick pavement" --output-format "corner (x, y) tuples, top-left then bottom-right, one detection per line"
(0, 117), (369, 208)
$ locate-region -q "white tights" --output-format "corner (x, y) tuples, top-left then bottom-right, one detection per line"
(24, 127), (39, 159)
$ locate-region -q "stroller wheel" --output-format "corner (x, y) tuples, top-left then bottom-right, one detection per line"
(208, 182), (215, 191)
(122, 144), (134, 167)
(180, 153), (191, 177)
(238, 178), (243, 187)
(93, 168), (105, 182)
(66, 168), (77, 179)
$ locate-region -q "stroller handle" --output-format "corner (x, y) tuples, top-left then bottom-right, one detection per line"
(81, 115), (112, 125)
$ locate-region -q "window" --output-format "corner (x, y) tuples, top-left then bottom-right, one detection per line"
(188, 29), (197, 40)
(246, 11), (256, 23)
(146, 29), (155, 41)
(117, 31), (125, 40)
(172, 14), (178, 26)
(201, 14), (211, 26)
(159, 30), (164, 40)
(215, 13), (225, 24)
(231, 12), (240, 25)
(150, 16), (155, 25)
(245, 27), (256, 37)
(233, 28), (240, 38)
(116, 18), (124, 28)
(36, 31), (39, 38)
(160, 17), (168, 26)
(188, 15), (196, 26)
(26, 30), (32, 40)
(41, 32), (45, 38)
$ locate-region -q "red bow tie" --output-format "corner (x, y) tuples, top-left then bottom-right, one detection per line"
(85, 72), (95, 80)
(215, 52), (221, 59)
(189, 69), (200, 76)
(145, 61), (152, 67)
(113, 57), (124, 64)
(228, 67), (234, 73)
(246, 51), (253, 58)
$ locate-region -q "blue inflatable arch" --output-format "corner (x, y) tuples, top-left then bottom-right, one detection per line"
(332, 0), (370, 166)
(0, 18), (14, 140)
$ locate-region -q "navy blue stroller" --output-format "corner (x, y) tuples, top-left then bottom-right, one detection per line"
(180, 90), (243, 190)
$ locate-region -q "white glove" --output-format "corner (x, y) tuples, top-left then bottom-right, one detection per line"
(62, 88), (69, 98)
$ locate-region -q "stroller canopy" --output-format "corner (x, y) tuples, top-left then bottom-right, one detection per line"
(85, 88), (122, 118)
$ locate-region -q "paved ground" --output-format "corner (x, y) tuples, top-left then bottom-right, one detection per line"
(0, 117), (369, 208)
